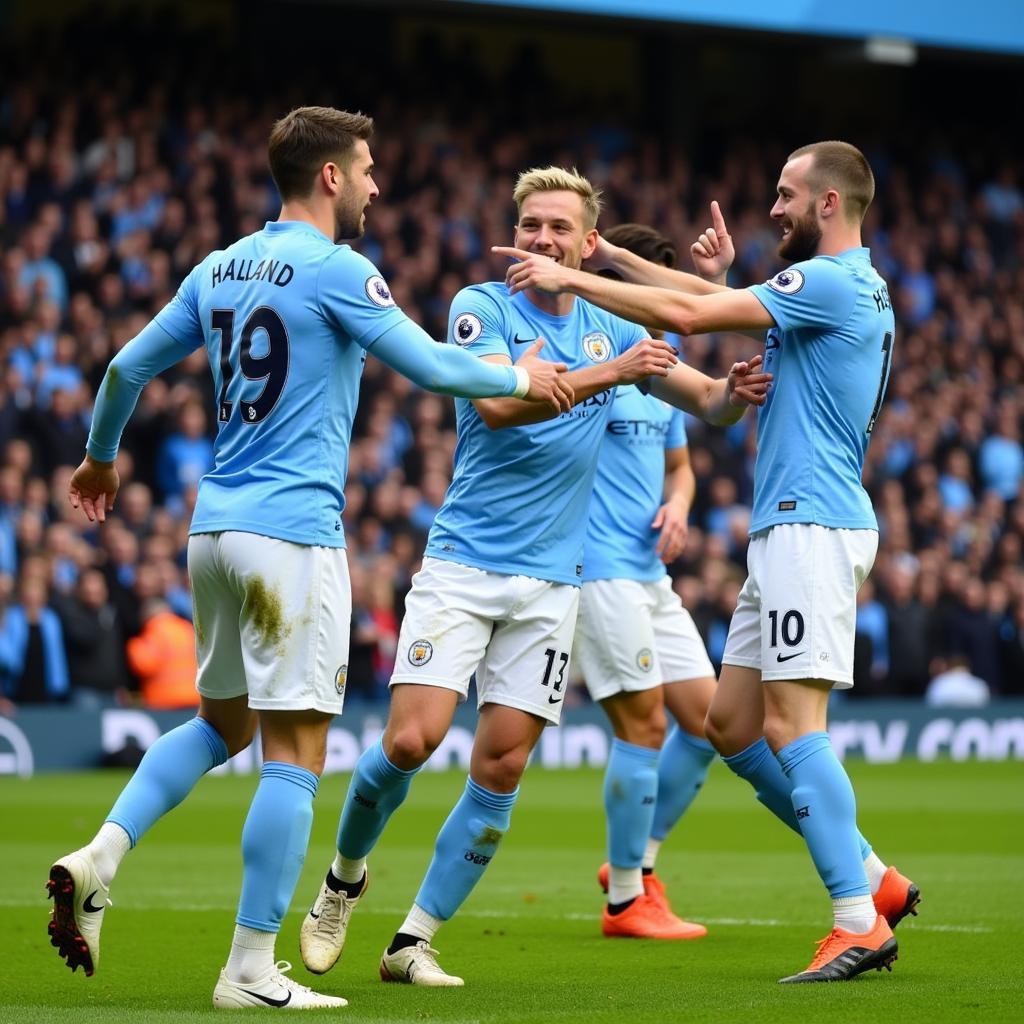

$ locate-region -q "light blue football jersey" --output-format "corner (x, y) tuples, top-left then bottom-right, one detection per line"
(425, 283), (646, 585)
(582, 385), (687, 582)
(153, 220), (408, 547)
(748, 247), (895, 533)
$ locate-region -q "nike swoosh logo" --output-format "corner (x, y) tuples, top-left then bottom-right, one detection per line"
(241, 989), (292, 1008)
(513, 335), (536, 345)
(775, 652), (804, 663)
(83, 891), (105, 913)
(548, 695), (563, 705)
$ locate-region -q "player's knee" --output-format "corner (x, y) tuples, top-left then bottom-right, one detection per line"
(386, 726), (440, 771)
(629, 707), (666, 749)
(761, 714), (792, 754)
(476, 749), (529, 793)
(703, 708), (728, 753)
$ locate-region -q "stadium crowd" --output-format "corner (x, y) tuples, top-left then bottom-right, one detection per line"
(0, 17), (1022, 710)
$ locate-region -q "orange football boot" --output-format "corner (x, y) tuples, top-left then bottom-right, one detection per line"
(873, 866), (921, 928)
(779, 915), (898, 983)
(598, 862), (674, 916)
(602, 892), (707, 940)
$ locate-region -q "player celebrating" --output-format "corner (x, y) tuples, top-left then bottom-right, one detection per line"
(46, 106), (572, 1011)
(299, 167), (770, 987)
(573, 224), (716, 940)
(496, 142), (919, 983)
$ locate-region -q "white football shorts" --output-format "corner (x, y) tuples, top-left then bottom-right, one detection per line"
(573, 576), (716, 701)
(188, 531), (351, 714)
(721, 523), (878, 688)
(390, 556), (580, 725)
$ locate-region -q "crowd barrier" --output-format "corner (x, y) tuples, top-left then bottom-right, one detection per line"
(2, 700), (1023, 777)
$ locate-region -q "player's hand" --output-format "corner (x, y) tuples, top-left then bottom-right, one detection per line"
(516, 338), (574, 413)
(612, 338), (678, 385)
(68, 454), (120, 523)
(582, 233), (619, 273)
(726, 354), (772, 407)
(492, 246), (576, 296)
(690, 201), (735, 281)
(652, 500), (689, 564)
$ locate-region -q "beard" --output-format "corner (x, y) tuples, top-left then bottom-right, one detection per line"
(333, 199), (366, 242)
(778, 211), (822, 262)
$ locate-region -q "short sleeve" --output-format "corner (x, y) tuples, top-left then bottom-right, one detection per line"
(152, 265), (205, 352)
(748, 258), (858, 332)
(447, 287), (512, 360)
(610, 317), (647, 355)
(666, 406), (687, 449)
(319, 247), (408, 348)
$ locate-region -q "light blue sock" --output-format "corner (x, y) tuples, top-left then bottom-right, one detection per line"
(414, 777), (518, 920)
(776, 731), (870, 898)
(651, 727), (716, 841)
(722, 737), (872, 859)
(605, 738), (659, 867)
(337, 739), (420, 859)
(236, 761), (319, 931)
(106, 717), (228, 846)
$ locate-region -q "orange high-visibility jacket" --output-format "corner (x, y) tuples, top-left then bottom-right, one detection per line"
(126, 611), (199, 710)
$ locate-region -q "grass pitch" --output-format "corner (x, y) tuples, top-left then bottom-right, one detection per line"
(2, 759), (1022, 1023)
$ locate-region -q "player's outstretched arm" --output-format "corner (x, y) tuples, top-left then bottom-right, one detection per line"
(494, 247), (775, 337)
(649, 354), (771, 426)
(585, 236), (727, 295)
(473, 338), (677, 430)
(71, 321), (192, 522)
(370, 319), (572, 414)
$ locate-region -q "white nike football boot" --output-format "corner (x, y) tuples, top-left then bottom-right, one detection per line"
(300, 870), (368, 974)
(47, 849), (111, 976)
(212, 960), (348, 1009)
(379, 940), (464, 987)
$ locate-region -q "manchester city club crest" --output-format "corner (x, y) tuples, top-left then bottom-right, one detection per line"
(582, 331), (612, 362)
(408, 639), (434, 666)
(334, 664), (348, 695)
(636, 648), (653, 673)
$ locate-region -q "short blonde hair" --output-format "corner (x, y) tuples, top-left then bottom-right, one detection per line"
(513, 166), (603, 230)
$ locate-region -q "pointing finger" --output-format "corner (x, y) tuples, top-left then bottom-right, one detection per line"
(711, 199), (728, 235)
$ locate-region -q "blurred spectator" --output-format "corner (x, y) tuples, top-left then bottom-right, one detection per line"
(978, 405), (1023, 501)
(0, 574), (70, 704)
(156, 399), (214, 508)
(53, 568), (132, 703)
(881, 563), (933, 696)
(125, 598), (199, 710)
(925, 655), (990, 708)
(853, 580), (889, 693)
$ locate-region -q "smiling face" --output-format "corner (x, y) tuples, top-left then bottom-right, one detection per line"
(333, 139), (379, 241)
(770, 154), (824, 263)
(513, 190), (598, 273)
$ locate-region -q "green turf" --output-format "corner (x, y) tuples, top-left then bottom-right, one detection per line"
(2, 759), (1022, 1022)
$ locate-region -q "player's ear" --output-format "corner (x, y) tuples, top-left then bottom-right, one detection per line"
(581, 227), (599, 260)
(820, 188), (840, 220)
(321, 162), (340, 195)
